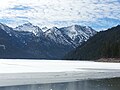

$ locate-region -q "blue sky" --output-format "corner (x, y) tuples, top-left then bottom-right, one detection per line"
(0, 0), (120, 31)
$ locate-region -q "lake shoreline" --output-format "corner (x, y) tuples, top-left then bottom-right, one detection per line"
(96, 58), (120, 63)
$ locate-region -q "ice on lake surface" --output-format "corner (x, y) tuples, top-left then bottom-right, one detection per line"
(0, 59), (120, 73)
(0, 78), (120, 90)
(0, 59), (120, 87)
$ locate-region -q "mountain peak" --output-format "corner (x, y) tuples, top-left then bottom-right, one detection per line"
(23, 22), (33, 26)
(14, 23), (43, 36)
(70, 25), (93, 30)
(71, 24), (81, 27)
(0, 23), (13, 36)
(51, 26), (58, 30)
(45, 27), (59, 33)
(115, 25), (120, 28)
(42, 27), (48, 32)
(59, 25), (97, 46)
(0, 23), (12, 29)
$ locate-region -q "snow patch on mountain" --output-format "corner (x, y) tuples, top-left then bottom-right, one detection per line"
(14, 23), (97, 47)
(14, 23), (44, 36)
(0, 23), (15, 37)
(60, 25), (97, 46)
(0, 22), (97, 59)
(13, 23), (97, 47)
(45, 27), (72, 45)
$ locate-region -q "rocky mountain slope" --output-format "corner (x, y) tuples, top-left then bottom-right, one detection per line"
(0, 23), (96, 59)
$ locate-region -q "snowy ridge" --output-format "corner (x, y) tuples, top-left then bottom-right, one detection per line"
(14, 23), (97, 46)
(45, 27), (72, 45)
(60, 25), (97, 46)
(14, 22), (44, 36)
(0, 23), (13, 36)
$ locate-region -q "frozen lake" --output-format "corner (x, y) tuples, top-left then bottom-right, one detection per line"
(0, 78), (120, 90)
(0, 59), (120, 88)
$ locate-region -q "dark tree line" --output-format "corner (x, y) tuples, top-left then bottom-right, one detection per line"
(64, 25), (120, 60)
(103, 41), (120, 58)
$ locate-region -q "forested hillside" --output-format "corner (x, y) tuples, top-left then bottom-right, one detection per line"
(64, 25), (120, 60)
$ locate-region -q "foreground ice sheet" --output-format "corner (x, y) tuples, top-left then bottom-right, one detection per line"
(0, 59), (120, 86)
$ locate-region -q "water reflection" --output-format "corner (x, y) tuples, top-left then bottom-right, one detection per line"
(0, 78), (120, 90)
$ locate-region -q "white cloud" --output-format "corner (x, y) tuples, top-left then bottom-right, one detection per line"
(0, 0), (119, 29)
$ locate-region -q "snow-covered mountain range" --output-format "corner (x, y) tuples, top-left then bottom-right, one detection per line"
(0, 22), (97, 59)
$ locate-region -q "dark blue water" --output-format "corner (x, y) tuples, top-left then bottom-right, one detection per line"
(0, 78), (120, 90)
